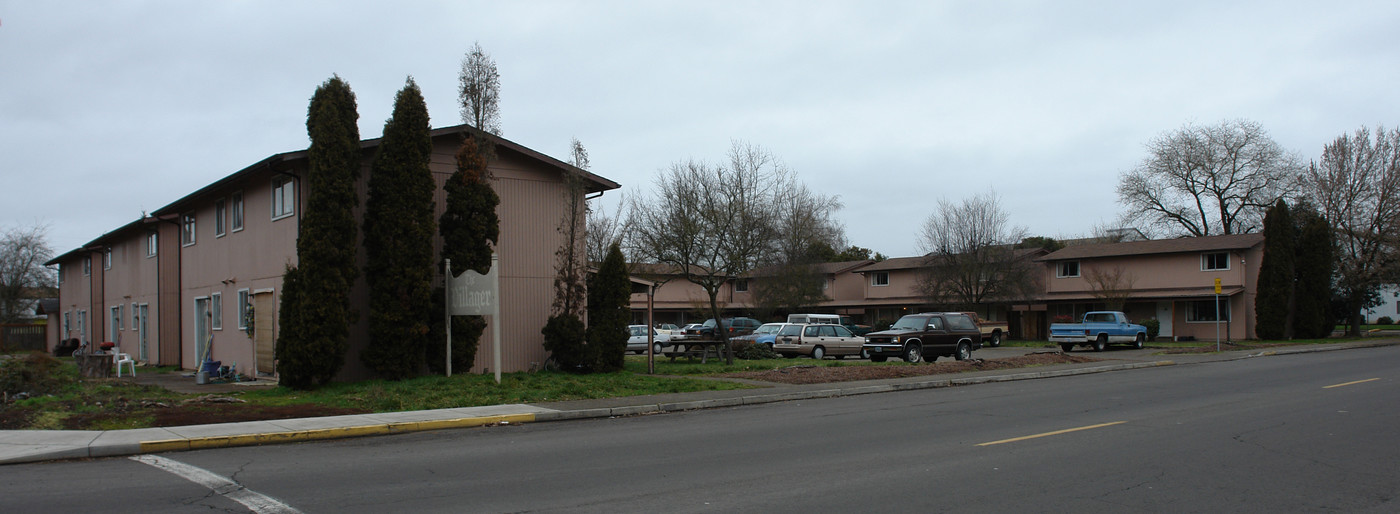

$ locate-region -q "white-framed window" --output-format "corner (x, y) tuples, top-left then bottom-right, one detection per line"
(734, 279), (748, 292)
(1057, 261), (1080, 278)
(146, 232), (158, 257)
(103, 248), (112, 270)
(215, 198), (227, 237)
(1186, 298), (1230, 322)
(231, 191), (245, 232)
(131, 302), (139, 327)
(63, 311), (71, 335)
(237, 288), (250, 330)
(182, 214), (196, 246)
(871, 272), (889, 286)
(1201, 252), (1230, 271)
(211, 292), (223, 330)
(78, 309), (87, 342)
(272, 176), (295, 220)
(83, 257), (91, 276)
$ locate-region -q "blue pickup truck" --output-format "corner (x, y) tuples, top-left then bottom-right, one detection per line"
(1049, 311), (1148, 352)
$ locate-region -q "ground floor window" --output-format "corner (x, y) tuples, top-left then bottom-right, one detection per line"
(1186, 298), (1230, 322)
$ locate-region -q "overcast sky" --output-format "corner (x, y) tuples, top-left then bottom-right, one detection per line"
(4, 1), (1399, 260)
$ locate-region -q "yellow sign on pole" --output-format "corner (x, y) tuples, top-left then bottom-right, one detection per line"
(1214, 278), (1222, 294)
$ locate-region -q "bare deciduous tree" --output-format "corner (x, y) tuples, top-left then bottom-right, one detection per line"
(550, 137), (590, 318)
(1083, 264), (1137, 311)
(1117, 119), (1302, 236)
(458, 41), (501, 135)
(628, 141), (790, 364)
(0, 223), (55, 323)
(916, 190), (1031, 309)
(1304, 125), (1400, 335)
(587, 192), (626, 265)
(749, 181), (846, 316)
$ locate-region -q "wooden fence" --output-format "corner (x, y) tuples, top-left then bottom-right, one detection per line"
(1, 323), (48, 352)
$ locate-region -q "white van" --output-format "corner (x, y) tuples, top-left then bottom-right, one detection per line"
(787, 313), (841, 325)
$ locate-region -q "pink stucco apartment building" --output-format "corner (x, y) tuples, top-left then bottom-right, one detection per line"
(631, 234), (1266, 341)
(47, 125), (618, 380)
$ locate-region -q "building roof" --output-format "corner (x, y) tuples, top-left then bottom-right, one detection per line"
(151, 124), (619, 217)
(1038, 233), (1265, 262)
(745, 259), (873, 277)
(855, 247), (1047, 273)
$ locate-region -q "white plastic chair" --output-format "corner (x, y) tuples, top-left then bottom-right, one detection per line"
(115, 352), (136, 377)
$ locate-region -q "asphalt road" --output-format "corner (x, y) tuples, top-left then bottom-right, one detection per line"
(5, 346), (1397, 513)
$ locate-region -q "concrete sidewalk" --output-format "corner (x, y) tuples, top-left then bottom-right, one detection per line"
(3, 340), (1393, 466)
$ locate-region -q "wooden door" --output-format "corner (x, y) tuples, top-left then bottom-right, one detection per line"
(253, 291), (276, 376)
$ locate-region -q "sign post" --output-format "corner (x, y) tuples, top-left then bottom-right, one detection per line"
(1214, 278), (1222, 352)
(447, 254), (502, 384)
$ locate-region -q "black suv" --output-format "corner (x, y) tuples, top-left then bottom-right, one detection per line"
(683, 317), (762, 339)
(862, 312), (982, 363)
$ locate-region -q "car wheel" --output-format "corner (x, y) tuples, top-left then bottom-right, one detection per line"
(988, 331), (1001, 347)
(654, 343), (664, 354)
(1093, 334), (1107, 352)
(903, 344), (922, 363)
(812, 346), (825, 360)
(860, 348), (871, 360)
(1134, 333), (1145, 349)
(955, 342), (971, 361)
(1060, 344), (1074, 353)
(871, 355), (888, 362)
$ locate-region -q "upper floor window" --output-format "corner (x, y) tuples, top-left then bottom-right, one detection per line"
(1201, 252), (1230, 271)
(103, 248), (112, 270)
(231, 191), (245, 231)
(870, 272), (889, 286)
(272, 176), (295, 220)
(182, 214), (196, 246)
(146, 232), (158, 257)
(734, 279), (748, 292)
(1057, 261), (1080, 278)
(215, 198), (227, 237)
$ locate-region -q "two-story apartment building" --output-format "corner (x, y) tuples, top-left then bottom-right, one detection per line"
(1037, 233), (1264, 341)
(48, 124), (619, 380)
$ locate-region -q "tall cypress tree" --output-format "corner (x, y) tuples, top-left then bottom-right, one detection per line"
(276, 75), (361, 389)
(362, 78), (435, 379)
(1293, 205), (1336, 338)
(586, 243), (631, 372)
(1255, 200), (1296, 339)
(430, 132), (499, 372)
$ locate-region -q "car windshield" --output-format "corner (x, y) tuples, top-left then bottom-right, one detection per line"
(754, 324), (782, 335)
(702, 319), (717, 328)
(891, 316), (926, 330)
(629, 326), (647, 336)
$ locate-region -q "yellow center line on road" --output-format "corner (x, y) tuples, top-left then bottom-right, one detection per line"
(1323, 378), (1380, 389)
(977, 421), (1127, 447)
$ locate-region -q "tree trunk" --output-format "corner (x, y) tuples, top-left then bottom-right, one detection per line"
(75, 353), (113, 378)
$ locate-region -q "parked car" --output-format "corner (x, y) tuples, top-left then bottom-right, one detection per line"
(961, 312), (1008, 347)
(730, 322), (795, 349)
(672, 323), (705, 341)
(1049, 311), (1147, 352)
(862, 312), (982, 363)
(787, 313), (872, 336)
(653, 323), (683, 337)
(774, 323), (868, 360)
(627, 325), (671, 354)
(683, 317), (762, 339)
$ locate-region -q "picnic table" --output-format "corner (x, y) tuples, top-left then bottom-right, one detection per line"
(661, 339), (729, 363)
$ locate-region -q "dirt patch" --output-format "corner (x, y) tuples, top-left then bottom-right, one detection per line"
(63, 403), (371, 429)
(717, 353), (1103, 385)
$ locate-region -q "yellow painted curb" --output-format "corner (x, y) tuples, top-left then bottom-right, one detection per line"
(139, 413), (536, 453)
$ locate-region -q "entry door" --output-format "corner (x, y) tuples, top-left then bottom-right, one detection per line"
(253, 291), (276, 376)
(136, 304), (149, 362)
(1156, 302), (1174, 339)
(195, 298), (211, 365)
